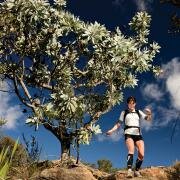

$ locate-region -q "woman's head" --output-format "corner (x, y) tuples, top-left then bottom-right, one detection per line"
(127, 96), (136, 110)
(127, 96), (136, 103)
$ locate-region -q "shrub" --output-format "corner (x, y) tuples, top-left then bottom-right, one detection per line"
(97, 159), (113, 173)
(0, 136), (28, 167)
(0, 139), (18, 179)
(167, 161), (180, 180)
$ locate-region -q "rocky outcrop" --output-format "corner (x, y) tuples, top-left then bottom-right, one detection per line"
(102, 167), (169, 180)
(31, 161), (170, 180)
(10, 159), (179, 180)
(31, 160), (108, 180)
(32, 166), (96, 180)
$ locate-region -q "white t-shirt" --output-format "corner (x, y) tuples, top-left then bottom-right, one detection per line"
(118, 109), (147, 135)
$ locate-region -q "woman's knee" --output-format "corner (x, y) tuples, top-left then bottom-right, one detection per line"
(138, 152), (144, 160)
(136, 140), (144, 160)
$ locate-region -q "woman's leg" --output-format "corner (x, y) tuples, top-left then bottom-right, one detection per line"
(126, 137), (135, 169)
(135, 140), (144, 171)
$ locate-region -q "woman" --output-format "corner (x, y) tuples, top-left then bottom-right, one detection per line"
(106, 96), (152, 178)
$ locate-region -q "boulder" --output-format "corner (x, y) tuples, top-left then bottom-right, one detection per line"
(32, 166), (96, 180)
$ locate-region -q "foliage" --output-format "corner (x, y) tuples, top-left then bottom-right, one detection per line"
(82, 161), (97, 169)
(167, 161), (180, 180)
(0, 139), (18, 180)
(0, 0), (161, 158)
(22, 133), (42, 163)
(0, 118), (6, 140)
(0, 118), (6, 128)
(0, 136), (28, 167)
(97, 159), (113, 173)
(5, 134), (50, 179)
(0, 136), (42, 179)
(97, 159), (119, 173)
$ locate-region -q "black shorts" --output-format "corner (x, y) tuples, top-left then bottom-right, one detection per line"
(125, 134), (143, 142)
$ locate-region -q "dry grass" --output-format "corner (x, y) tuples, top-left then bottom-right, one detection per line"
(167, 161), (180, 180)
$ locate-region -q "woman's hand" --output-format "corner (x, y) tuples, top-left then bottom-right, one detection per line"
(145, 108), (152, 115)
(106, 130), (113, 136)
(144, 108), (152, 121)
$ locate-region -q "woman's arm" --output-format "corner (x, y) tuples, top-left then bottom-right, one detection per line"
(106, 122), (121, 135)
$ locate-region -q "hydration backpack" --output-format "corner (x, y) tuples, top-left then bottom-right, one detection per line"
(123, 109), (141, 131)
(123, 109), (140, 121)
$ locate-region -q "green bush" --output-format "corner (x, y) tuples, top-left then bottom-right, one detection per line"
(0, 136), (28, 167)
(0, 139), (18, 179)
(97, 159), (113, 173)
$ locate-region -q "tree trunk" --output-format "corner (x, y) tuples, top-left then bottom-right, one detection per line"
(43, 122), (72, 162)
(60, 137), (71, 161)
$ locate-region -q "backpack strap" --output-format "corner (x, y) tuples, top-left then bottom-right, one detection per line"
(135, 109), (140, 119)
(124, 126), (140, 130)
(123, 109), (130, 121)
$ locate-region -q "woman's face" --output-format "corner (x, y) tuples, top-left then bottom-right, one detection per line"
(128, 100), (136, 111)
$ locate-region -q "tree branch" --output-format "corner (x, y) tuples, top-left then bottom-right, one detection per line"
(0, 89), (14, 93)
(84, 104), (113, 128)
(13, 76), (34, 108)
(74, 67), (89, 76)
(17, 76), (33, 102)
(73, 80), (104, 89)
(42, 121), (60, 138)
(41, 83), (53, 90)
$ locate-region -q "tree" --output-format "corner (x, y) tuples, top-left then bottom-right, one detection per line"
(97, 159), (113, 173)
(0, 0), (161, 161)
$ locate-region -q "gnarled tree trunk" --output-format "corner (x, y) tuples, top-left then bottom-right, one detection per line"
(60, 137), (71, 161)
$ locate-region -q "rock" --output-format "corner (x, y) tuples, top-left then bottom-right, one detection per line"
(32, 165), (97, 180)
(9, 159), (180, 180)
(141, 167), (169, 180)
(31, 166), (169, 180)
(100, 167), (169, 180)
(100, 170), (127, 180)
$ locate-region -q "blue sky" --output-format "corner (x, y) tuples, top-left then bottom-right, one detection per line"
(1, 0), (180, 169)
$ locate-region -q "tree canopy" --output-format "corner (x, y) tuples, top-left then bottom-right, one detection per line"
(0, 0), (161, 160)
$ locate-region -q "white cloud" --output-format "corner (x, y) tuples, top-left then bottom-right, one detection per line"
(133, 0), (154, 11)
(134, 0), (146, 11)
(0, 81), (23, 129)
(141, 120), (152, 131)
(112, 0), (154, 11)
(158, 57), (180, 110)
(167, 74), (180, 110)
(142, 83), (164, 101)
(154, 106), (179, 127)
(140, 58), (180, 130)
(97, 129), (123, 142)
(112, 0), (125, 7)
(140, 104), (179, 132)
(160, 58), (180, 78)
(164, 58), (180, 110)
